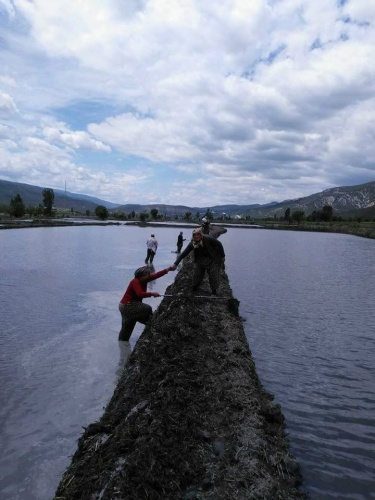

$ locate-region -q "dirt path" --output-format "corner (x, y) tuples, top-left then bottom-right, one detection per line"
(54, 228), (306, 500)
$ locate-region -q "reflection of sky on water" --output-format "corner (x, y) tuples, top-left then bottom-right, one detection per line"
(1, 226), (374, 500)
(0, 225), (178, 500)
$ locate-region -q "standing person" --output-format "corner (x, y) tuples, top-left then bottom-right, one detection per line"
(201, 217), (210, 234)
(118, 265), (172, 341)
(171, 228), (225, 295)
(145, 234), (158, 264)
(176, 231), (185, 253)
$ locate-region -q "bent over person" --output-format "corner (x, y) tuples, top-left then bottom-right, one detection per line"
(118, 265), (172, 341)
(171, 228), (225, 295)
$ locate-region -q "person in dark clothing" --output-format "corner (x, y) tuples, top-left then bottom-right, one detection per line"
(118, 265), (172, 341)
(201, 218), (210, 234)
(176, 231), (185, 253)
(171, 228), (225, 295)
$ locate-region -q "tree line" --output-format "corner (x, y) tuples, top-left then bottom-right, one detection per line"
(4, 191), (354, 225)
(5, 188), (55, 217)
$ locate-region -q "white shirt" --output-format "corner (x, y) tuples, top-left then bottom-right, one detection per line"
(147, 237), (158, 252)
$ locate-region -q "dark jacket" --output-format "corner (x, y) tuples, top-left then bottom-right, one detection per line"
(201, 221), (210, 234)
(174, 235), (225, 266)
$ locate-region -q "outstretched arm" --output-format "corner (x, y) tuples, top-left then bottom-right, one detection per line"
(171, 242), (193, 270)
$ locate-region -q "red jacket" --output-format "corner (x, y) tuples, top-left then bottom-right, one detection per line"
(120, 269), (168, 304)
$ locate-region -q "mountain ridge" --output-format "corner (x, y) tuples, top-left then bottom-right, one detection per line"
(1, 178), (374, 218)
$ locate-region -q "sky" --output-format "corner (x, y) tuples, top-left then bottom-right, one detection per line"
(0, 0), (374, 207)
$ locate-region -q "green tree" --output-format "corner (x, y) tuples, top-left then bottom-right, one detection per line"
(42, 188), (55, 216)
(95, 205), (109, 220)
(284, 207), (290, 220)
(322, 205), (333, 221)
(139, 212), (149, 222)
(27, 205), (43, 216)
(205, 209), (213, 220)
(85, 210), (91, 216)
(291, 210), (305, 224)
(150, 208), (159, 219)
(10, 193), (26, 217)
(184, 211), (192, 220)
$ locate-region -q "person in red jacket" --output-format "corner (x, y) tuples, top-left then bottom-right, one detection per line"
(118, 265), (172, 341)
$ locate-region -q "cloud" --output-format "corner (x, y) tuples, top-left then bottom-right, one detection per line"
(0, 92), (18, 116)
(0, 0), (374, 206)
(43, 126), (111, 152)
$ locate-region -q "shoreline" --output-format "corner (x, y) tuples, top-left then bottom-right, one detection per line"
(1, 217), (374, 239)
(53, 227), (306, 499)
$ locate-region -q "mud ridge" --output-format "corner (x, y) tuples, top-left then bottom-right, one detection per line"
(54, 227), (306, 500)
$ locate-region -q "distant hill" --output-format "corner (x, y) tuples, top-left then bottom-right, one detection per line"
(0, 180), (119, 212)
(248, 181), (375, 219)
(1, 178), (374, 218)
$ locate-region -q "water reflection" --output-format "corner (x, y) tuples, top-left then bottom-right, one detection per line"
(116, 341), (132, 380)
(222, 229), (375, 499)
(1, 226), (374, 500)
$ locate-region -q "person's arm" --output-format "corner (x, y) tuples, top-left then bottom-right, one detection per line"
(172, 242), (193, 268)
(132, 279), (154, 298)
(148, 268), (169, 281)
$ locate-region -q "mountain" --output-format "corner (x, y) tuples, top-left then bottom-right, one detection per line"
(245, 181), (375, 219)
(1, 178), (374, 218)
(0, 180), (119, 212)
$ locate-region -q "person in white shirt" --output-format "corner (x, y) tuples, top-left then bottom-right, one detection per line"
(145, 234), (158, 264)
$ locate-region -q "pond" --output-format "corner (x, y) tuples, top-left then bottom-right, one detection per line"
(0, 225), (374, 499)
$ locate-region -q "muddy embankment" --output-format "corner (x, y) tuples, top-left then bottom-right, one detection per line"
(54, 227), (306, 500)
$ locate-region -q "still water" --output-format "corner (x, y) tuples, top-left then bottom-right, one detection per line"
(0, 225), (374, 499)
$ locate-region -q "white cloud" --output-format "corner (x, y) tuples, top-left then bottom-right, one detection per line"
(43, 126), (111, 152)
(0, 0), (374, 206)
(0, 92), (18, 116)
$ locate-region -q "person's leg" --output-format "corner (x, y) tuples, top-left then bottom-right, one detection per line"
(207, 261), (221, 294)
(192, 263), (206, 290)
(145, 249), (151, 263)
(132, 302), (153, 324)
(118, 303), (137, 341)
(118, 302), (153, 341)
(150, 250), (155, 263)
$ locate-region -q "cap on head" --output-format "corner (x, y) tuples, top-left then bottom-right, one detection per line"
(202, 218), (207, 222)
(193, 228), (203, 236)
(134, 266), (150, 278)
(151, 234), (155, 237)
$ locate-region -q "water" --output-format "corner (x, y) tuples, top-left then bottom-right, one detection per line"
(221, 229), (375, 499)
(1, 226), (374, 499)
(0, 225), (179, 500)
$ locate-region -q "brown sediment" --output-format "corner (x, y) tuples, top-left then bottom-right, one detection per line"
(54, 227), (306, 500)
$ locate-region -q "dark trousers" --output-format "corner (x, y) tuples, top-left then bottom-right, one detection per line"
(145, 249), (155, 263)
(193, 260), (221, 291)
(118, 302), (153, 341)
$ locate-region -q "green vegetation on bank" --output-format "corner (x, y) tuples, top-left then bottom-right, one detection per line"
(1, 190), (374, 239)
(261, 220), (375, 239)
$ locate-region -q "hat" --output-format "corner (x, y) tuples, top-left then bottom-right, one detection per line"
(202, 218), (207, 222)
(151, 234), (155, 237)
(192, 228), (203, 236)
(134, 266), (150, 278)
